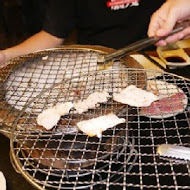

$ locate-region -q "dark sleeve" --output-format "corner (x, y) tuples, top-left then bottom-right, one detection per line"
(43, 0), (76, 39)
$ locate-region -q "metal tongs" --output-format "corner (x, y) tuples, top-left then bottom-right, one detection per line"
(98, 27), (184, 63)
(157, 144), (190, 162)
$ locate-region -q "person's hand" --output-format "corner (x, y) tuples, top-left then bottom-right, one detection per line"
(148, 0), (190, 46)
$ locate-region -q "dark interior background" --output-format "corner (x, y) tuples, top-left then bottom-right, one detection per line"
(0, 0), (77, 50)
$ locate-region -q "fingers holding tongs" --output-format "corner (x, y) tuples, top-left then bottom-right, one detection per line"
(158, 20), (190, 46)
(98, 27), (184, 64)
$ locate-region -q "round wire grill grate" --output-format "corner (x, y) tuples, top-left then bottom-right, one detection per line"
(10, 68), (190, 190)
(0, 46), (139, 136)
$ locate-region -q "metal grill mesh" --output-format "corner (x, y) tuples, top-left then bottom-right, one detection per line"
(4, 49), (104, 111)
(10, 68), (190, 190)
(0, 47), (129, 135)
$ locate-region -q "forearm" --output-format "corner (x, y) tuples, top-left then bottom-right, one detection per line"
(2, 30), (64, 62)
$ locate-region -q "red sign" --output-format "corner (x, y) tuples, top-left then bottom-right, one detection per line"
(107, 0), (140, 8)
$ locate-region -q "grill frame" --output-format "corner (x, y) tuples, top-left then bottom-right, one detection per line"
(9, 67), (190, 190)
(0, 45), (142, 137)
(1, 45), (190, 190)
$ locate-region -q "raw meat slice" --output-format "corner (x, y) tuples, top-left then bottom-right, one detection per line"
(76, 113), (125, 138)
(55, 102), (73, 116)
(73, 101), (89, 114)
(87, 91), (111, 103)
(37, 102), (73, 130)
(74, 91), (110, 114)
(140, 92), (187, 116)
(113, 85), (158, 107)
(141, 80), (188, 118)
(37, 108), (60, 130)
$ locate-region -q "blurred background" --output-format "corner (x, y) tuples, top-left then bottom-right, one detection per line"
(0, 0), (77, 50)
(1, 0), (190, 51)
(0, 0), (190, 51)
(0, 0), (37, 49)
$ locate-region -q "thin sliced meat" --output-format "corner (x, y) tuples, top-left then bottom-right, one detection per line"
(74, 91), (110, 114)
(76, 113), (125, 138)
(113, 85), (158, 107)
(140, 92), (187, 116)
(37, 102), (73, 130)
(37, 108), (60, 130)
(55, 102), (73, 116)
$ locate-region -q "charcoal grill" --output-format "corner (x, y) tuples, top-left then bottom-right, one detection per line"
(9, 66), (190, 190)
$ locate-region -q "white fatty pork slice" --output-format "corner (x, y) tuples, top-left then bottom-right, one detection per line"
(0, 171), (6, 190)
(55, 102), (73, 116)
(113, 85), (158, 107)
(74, 91), (110, 114)
(37, 108), (60, 130)
(37, 102), (73, 130)
(76, 113), (125, 138)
